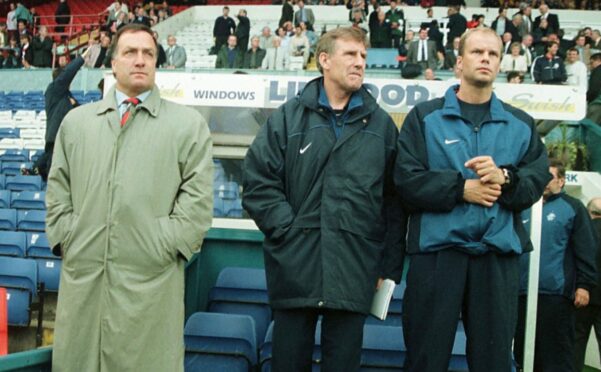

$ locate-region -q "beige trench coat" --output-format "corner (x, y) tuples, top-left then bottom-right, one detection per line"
(46, 85), (213, 372)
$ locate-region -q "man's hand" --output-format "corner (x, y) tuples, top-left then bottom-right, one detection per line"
(574, 288), (590, 308)
(376, 278), (383, 289)
(465, 156), (505, 185)
(463, 179), (502, 207)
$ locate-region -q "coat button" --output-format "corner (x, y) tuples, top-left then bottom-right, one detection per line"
(317, 301), (324, 307)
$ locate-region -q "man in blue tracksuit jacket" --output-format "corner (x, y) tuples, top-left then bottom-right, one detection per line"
(395, 27), (551, 372)
(514, 159), (597, 372)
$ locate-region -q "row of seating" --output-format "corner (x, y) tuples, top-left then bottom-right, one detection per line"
(0, 149), (42, 163)
(0, 208), (46, 231)
(0, 191), (46, 210)
(0, 256), (45, 326)
(0, 162), (34, 176)
(0, 175), (45, 192)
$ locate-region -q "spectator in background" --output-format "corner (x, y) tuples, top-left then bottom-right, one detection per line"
(107, 1), (128, 17)
(533, 18), (553, 53)
(517, 2), (533, 36)
(148, 9), (158, 26)
(55, 0), (71, 35)
(586, 52), (601, 123)
(114, 11), (128, 30)
(443, 36), (460, 70)
(574, 197), (601, 372)
(30, 7), (40, 29)
(514, 159), (597, 372)
(508, 14), (523, 42)
(31, 26), (53, 68)
(157, 9), (168, 23)
(14, 2), (32, 27)
(243, 36), (266, 69)
(573, 34), (591, 67)
(423, 67), (438, 80)
(521, 33), (534, 67)
(161, 1), (172, 17)
(6, 3), (17, 41)
(294, 0), (315, 31)
(398, 29), (413, 57)
(18, 34), (32, 68)
(370, 10), (391, 48)
(502, 32), (514, 54)
(491, 7), (509, 36)
(428, 20), (444, 53)
(213, 6), (236, 52)
(466, 14), (480, 29)
(132, 6), (151, 27)
(368, 2), (380, 33)
(164, 35), (186, 69)
(507, 70), (524, 83)
(0, 23), (7, 47)
(386, 0), (404, 48)
(277, 26), (291, 50)
(407, 28), (438, 71)
(351, 10), (368, 34)
(590, 29), (601, 50)
(153, 31), (167, 68)
(96, 36), (112, 68)
(532, 41), (567, 85)
(446, 6), (467, 47)
(500, 42), (528, 72)
(8, 37), (19, 60)
(262, 36), (290, 70)
(17, 20), (29, 40)
(259, 27), (274, 51)
(279, 0), (294, 28)
(566, 47), (589, 92)
(236, 9), (250, 54)
(215, 34), (243, 69)
(289, 24), (310, 67)
(300, 21), (318, 54)
(0, 46), (19, 68)
(534, 3), (560, 35)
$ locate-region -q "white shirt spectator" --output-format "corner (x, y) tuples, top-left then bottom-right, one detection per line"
(7, 9), (17, 32)
(500, 54), (528, 73)
(289, 30), (310, 67)
(262, 38), (290, 70)
(566, 60), (588, 93)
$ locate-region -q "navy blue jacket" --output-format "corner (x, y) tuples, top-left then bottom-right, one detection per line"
(395, 85), (551, 256)
(519, 193), (597, 298)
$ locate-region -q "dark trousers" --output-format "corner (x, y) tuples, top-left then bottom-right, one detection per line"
(514, 295), (575, 372)
(403, 249), (519, 372)
(574, 304), (601, 371)
(214, 36), (229, 52)
(272, 308), (365, 372)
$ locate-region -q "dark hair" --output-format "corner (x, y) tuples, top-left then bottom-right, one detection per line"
(109, 23), (157, 60)
(545, 40), (559, 53)
(506, 71), (523, 82)
(548, 158), (566, 179)
(567, 47), (579, 55)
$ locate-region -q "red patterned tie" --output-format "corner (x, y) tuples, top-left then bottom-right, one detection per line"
(120, 97), (140, 127)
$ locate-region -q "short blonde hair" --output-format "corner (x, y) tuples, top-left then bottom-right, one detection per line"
(458, 28), (502, 56)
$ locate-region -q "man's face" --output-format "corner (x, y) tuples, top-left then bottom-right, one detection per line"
(167, 36), (176, 47)
(548, 43), (558, 56)
(278, 28), (286, 37)
(513, 15), (522, 26)
(101, 36), (111, 47)
(390, 1), (397, 9)
(592, 58), (601, 69)
(262, 27), (270, 37)
(502, 32), (512, 43)
(227, 35), (237, 48)
(137, 7), (144, 16)
(576, 36), (585, 47)
(593, 31), (601, 41)
(378, 11), (385, 22)
(320, 38), (366, 94)
(298, 1), (305, 8)
(567, 50), (579, 63)
(424, 68), (435, 80)
(39, 26), (47, 38)
(539, 4), (548, 14)
(523, 35), (533, 47)
(544, 167), (564, 198)
(419, 29), (428, 40)
(223, 7), (229, 16)
(524, 6), (531, 16)
(457, 31), (502, 89)
(406, 30), (414, 42)
(58, 55), (67, 67)
(111, 31), (157, 97)
(251, 37), (259, 49)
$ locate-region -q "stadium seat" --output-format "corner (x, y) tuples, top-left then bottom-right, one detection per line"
(0, 208), (17, 230)
(5, 175), (43, 191)
(215, 182), (239, 200)
(449, 323), (468, 372)
(0, 174), (5, 189)
(0, 231), (27, 257)
(0, 149), (30, 162)
(213, 196), (225, 218)
(11, 191), (46, 210)
(208, 267), (271, 346)
(0, 128), (20, 139)
(17, 210), (46, 231)
(0, 256), (38, 326)
(29, 150), (43, 163)
(224, 198), (243, 218)
(184, 312), (257, 372)
(26, 233), (52, 258)
(361, 324), (405, 370)
(0, 190), (10, 209)
(1, 162), (33, 176)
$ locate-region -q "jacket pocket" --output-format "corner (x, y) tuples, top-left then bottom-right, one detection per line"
(338, 217), (385, 243)
(62, 213), (80, 255)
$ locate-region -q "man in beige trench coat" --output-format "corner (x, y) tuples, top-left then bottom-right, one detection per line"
(45, 24), (213, 372)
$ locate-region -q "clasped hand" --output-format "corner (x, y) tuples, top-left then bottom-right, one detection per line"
(463, 156), (504, 207)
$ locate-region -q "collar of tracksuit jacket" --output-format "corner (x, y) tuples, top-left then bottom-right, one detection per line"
(440, 84), (511, 125)
(299, 77), (377, 139)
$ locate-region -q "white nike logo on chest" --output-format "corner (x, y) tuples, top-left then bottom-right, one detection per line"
(300, 143), (312, 154)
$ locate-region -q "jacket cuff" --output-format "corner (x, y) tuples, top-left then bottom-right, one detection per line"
(455, 174), (466, 203)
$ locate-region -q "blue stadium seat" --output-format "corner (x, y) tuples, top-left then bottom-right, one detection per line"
(0, 174), (5, 189)
(208, 267), (271, 346)
(11, 191), (46, 210)
(0, 128), (20, 139)
(0, 256), (38, 326)
(224, 198), (243, 218)
(213, 160), (226, 184)
(361, 324), (405, 370)
(215, 182), (239, 200)
(213, 196), (225, 218)
(0, 231), (27, 257)
(184, 312), (257, 372)
(17, 210), (46, 231)
(1, 161), (32, 176)
(0, 149), (30, 162)
(366, 280), (405, 326)
(5, 175), (43, 191)
(0, 208), (17, 230)
(29, 150), (43, 163)
(449, 323), (468, 372)
(26, 233), (52, 258)
(0, 190), (11, 209)
(366, 48), (400, 69)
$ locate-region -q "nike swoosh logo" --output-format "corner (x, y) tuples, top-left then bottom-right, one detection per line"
(444, 139), (460, 145)
(522, 219), (529, 224)
(300, 143), (312, 154)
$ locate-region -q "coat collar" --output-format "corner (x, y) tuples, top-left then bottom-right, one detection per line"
(96, 84), (161, 117)
(441, 84), (509, 123)
(299, 77), (377, 117)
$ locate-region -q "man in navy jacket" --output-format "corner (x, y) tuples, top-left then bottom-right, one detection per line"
(514, 159), (597, 372)
(395, 27), (550, 372)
